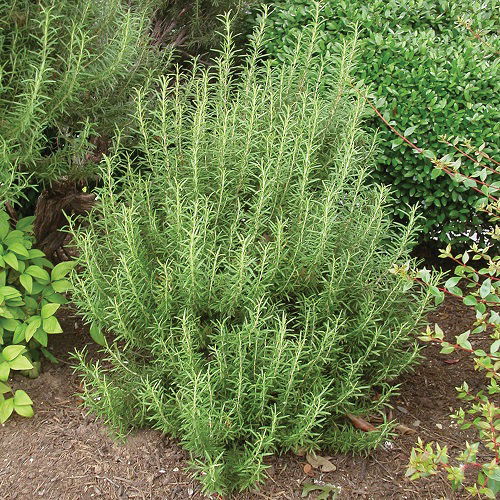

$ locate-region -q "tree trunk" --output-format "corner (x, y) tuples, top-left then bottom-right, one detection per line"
(34, 180), (96, 262)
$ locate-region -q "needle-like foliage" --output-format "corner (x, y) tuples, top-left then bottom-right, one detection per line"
(0, 0), (163, 188)
(70, 9), (437, 494)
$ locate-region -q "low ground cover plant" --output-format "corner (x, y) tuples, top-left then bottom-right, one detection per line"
(70, 12), (437, 494)
(406, 141), (499, 497)
(255, 0), (499, 243)
(0, 209), (75, 423)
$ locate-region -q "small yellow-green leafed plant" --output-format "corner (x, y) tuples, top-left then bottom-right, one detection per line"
(406, 140), (499, 498)
(0, 209), (76, 423)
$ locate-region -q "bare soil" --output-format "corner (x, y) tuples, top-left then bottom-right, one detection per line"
(0, 297), (486, 499)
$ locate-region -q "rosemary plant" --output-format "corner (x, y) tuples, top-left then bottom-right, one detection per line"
(71, 9), (437, 494)
(0, 0), (163, 187)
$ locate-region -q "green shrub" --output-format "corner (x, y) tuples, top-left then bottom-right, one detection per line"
(256, 0), (499, 242)
(70, 12), (437, 494)
(0, 209), (75, 423)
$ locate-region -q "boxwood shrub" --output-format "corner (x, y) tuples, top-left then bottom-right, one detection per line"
(257, 0), (499, 242)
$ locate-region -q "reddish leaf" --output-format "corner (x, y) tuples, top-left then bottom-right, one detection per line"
(347, 414), (376, 432)
(303, 463), (314, 476)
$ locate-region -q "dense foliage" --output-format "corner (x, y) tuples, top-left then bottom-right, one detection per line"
(256, 0), (499, 242)
(70, 13), (437, 494)
(0, 0), (163, 192)
(0, 210), (75, 423)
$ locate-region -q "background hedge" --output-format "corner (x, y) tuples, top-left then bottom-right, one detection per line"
(256, 0), (499, 242)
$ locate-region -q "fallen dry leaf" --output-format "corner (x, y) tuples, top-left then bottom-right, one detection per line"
(347, 414), (376, 432)
(303, 463), (314, 476)
(306, 452), (337, 472)
(395, 423), (417, 435)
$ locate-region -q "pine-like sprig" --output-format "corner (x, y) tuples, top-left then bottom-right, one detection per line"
(0, 0), (164, 189)
(71, 7), (438, 494)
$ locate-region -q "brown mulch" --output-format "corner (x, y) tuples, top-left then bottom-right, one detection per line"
(0, 298), (483, 499)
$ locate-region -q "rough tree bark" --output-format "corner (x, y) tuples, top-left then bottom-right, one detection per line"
(34, 180), (96, 262)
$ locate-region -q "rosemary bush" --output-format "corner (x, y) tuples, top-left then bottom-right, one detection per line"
(71, 12), (437, 494)
(0, 0), (162, 187)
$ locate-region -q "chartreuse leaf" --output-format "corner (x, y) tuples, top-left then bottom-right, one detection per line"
(51, 261), (77, 281)
(41, 303), (60, 319)
(30, 257), (54, 269)
(27, 249), (46, 259)
(12, 324), (26, 344)
(0, 361), (9, 380)
(42, 316), (63, 334)
(0, 286), (21, 298)
(25, 318), (41, 341)
(1, 344), (26, 361)
(3, 230), (23, 246)
(90, 323), (106, 346)
(0, 381), (11, 394)
(8, 356), (33, 370)
(34, 329), (48, 346)
(8, 241), (29, 258)
(14, 390), (33, 406)
(3, 252), (18, 270)
(19, 274), (33, 294)
(26, 265), (50, 283)
(40, 304), (60, 319)
(43, 292), (68, 305)
(0, 397), (14, 423)
(14, 404), (34, 418)
(0, 219), (9, 240)
(0, 318), (20, 331)
(51, 279), (72, 293)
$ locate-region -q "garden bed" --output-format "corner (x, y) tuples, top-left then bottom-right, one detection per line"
(0, 297), (480, 499)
